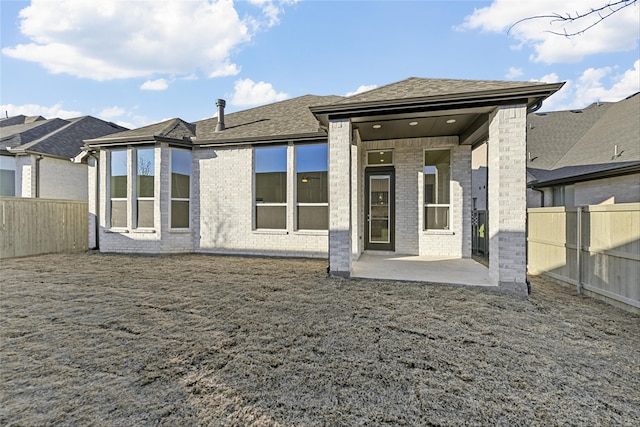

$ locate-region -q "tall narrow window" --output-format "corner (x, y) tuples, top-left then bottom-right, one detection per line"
(296, 144), (328, 230)
(136, 148), (155, 228)
(0, 156), (16, 196)
(424, 149), (450, 230)
(110, 150), (128, 228)
(255, 146), (287, 229)
(171, 149), (191, 229)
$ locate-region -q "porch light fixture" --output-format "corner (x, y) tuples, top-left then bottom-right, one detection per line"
(446, 119), (456, 124)
(373, 124), (382, 129)
(301, 177), (309, 183)
(409, 121), (418, 126)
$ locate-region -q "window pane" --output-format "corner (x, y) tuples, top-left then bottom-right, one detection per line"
(111, 200), (127, 228)
(297, 171), (327, 203)
(171, 200), (189, 228)
(297, 206), (328, 230)
(172, 150), (191, 198)
(256, 205), (286, 229)
(0, 156), (15, 196)
(425, 206), (449, 230)
(256, 172), (286, 203)
(255, 146), (287, 173)
(424, 150), (450, 204)
(137, 148), (154, 197)
(297, 145), (327, 204)
(368, 151), (393, 165)
(110, 151), (127, 198)
(296, 145), (328, 172)
(137, 200), (154, 228)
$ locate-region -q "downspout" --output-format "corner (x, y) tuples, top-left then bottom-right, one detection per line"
(35, 155), (43, 198)
(88, 151), (100, 250)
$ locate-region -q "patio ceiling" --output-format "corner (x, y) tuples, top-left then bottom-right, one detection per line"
(352, 105), (495, 144)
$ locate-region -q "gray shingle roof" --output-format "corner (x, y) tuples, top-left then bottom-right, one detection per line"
(332, 77), (556, 105)
(527, 93), (640, 185)
(193, 95), (344, 143)
(2, 116), (128, 158)
(1, 118), (70, 151)
(90, 118), (196, 142)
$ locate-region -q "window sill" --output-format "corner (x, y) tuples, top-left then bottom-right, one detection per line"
(294, 230), (328, 236)
(423, 230), (455, 235)
(169, 229), (191, 234)
(106, 228), (129, 233)
(132, 229), (156, 234)
(253, 229), (288, 235)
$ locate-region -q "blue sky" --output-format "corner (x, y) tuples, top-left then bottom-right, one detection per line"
(1, 0), (638, 129)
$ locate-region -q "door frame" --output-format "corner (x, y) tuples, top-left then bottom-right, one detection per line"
(364, 167), (395, 251)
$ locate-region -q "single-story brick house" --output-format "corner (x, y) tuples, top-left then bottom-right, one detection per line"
(80, 77), (563, 293)
(526, 92), (640, 207)
(1, 115), (127, 199)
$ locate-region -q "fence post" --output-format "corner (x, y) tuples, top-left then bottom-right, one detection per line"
(576, 206), (582, 295)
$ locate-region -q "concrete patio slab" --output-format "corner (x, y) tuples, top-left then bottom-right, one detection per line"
(351, 253), (495, 287)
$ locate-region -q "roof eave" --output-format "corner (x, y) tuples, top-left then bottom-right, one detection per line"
(84, 135), (191, 147)
(194, 132), (328, 147)
(311, 83), (565, 120)
(529, 163), (640, 188)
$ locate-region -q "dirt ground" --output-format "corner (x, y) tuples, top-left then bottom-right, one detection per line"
(1, 252), (639, 426)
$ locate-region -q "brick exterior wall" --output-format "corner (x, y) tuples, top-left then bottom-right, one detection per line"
(193, 145), (328, 258)
(39, 157), (87, 200)
(360, 136), (470, 258)
(15, 155), (34, 198)
(488, 105), (528, 294)
(328, 119), (353, 275)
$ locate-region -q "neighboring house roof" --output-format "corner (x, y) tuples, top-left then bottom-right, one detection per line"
(1, 116), (128, 159)
(0, 115), (46, 127)
(527, 92), (640, 187)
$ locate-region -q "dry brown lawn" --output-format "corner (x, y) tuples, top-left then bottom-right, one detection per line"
(1, 252), (639, 426)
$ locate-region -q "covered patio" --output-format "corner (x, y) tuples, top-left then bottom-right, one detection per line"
(351, 253), (493, 287)
(311, 78), (564, 295)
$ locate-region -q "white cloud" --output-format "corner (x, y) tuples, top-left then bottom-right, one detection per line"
(141, 78), (169, 91)
(230, 78), (288, 107)
(505, 67), (524, 79)
(345, 84), (378, 97)
(0, 102), (82, 119)
(248, 0), (299, 28)
(98, 106), (126, 119)
(2, 0), (294, 81)
(536, 60), (640, 111)
(459, 0), (639, 63)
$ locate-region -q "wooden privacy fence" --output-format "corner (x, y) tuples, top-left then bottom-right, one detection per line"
(0, 197), (88, 259)
(528, 203), (640, 313)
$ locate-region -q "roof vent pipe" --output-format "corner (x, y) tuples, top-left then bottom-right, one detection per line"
(215, 99), (226, 132)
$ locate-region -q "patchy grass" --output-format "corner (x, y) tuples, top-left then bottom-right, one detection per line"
(1, 252), (639, 426)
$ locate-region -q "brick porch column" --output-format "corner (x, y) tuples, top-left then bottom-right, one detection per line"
(328, 118), (352, 276)
(488, 105), (528, 295)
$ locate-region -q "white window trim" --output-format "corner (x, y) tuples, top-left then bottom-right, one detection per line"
(423, 148), (451, 231)
(253, 146), (288, 230)
(108, 149), (129, 230)
(295, 143), (328, 231)
(169, 148), (192, 230)
(134, 147), (156, 230)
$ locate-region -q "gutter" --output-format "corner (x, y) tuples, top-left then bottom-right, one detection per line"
(310, 83), (565, 118)
(529, 163), (640, 188)
(195, 133), (327, 148)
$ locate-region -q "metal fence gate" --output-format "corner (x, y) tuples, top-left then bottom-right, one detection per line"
(472, 209), (488, 256)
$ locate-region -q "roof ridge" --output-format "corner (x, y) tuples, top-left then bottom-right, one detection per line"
(10, 118), (72, 151)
